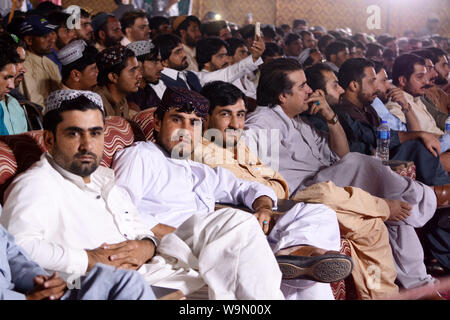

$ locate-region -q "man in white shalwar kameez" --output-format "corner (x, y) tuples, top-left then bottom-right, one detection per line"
(112, 87), (353, 300)
(0, 89), (285, 300)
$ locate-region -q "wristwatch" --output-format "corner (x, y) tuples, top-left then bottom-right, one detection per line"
(326, 113), (339, 125)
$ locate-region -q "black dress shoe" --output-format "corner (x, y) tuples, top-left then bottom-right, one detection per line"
(276, 252), (353, 283)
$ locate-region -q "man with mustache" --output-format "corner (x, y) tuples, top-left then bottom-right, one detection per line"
(305, 59), (450, 187)
(18, 15), (61, 107)
(150, 33), (265, 100)
(126, 40), (164, 110)
(244, 58), (447, 294)
(91, 13), (124, 52)
(113, 86), (353, 300)
(0, 89), (283, 300)
(386, 54), (450, 155)
(119, 11), (150, 47)
(173, 15), (202, 72)
(196, 37), (230, 71)
(412, 50), (450, 127)
(94, 45), (142, 118)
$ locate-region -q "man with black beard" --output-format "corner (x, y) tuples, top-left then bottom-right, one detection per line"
(91, 13), (124, 52)
(126, 40), (164, 110)
(173, 15), (202, 72)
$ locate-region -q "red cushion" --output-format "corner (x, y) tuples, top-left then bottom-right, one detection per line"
(132, 108), (157, 142)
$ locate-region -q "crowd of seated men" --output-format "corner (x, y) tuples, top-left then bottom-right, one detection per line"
(0, 0), (449, 300)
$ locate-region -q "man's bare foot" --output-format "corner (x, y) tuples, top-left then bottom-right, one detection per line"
(385, 199), (412, 222)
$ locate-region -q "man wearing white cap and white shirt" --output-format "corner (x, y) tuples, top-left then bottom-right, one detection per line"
(57, 40), (99, 92)
(0, 89), (286, 299)
(126, 40), (163, 110)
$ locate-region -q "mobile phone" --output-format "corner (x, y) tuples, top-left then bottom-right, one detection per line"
(255, 22), (261, 38)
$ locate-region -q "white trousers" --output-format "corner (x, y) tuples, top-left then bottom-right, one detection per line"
(268, 203), (341, 300)
(138, 208), (285, 300)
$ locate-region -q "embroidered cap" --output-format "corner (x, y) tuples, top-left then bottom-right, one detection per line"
(127, 40), (155, 58)
(96, 45), (133, 70)
(45, 90), (104, 115)
(159, 87), (209, 120)
(57, 40), (88, 65)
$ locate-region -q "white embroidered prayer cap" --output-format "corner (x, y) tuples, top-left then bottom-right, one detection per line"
(45, 90), (104, 115)
(127, 40), (155, 58)
(57, 40), (88, 66)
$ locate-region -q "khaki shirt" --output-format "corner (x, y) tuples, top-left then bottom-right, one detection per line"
(194, 138), (289, 199)
(386, 90), (444, 136)
(19, 50), (61, 109)
(94, 86), (135, 118)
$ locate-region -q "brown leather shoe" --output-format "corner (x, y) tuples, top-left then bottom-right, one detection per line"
(432, 184), (450, 208)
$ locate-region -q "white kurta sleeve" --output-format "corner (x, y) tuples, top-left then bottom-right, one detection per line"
(193, 162), (277, 210)
(113, 145), (161, 230)
(195, 55), (263, 86)
(0, 174), (89, 276)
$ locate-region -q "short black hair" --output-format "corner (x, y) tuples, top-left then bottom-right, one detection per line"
(318, 34), (335, 53)
(43, 95), (105, 137)
(284, 33), (301, 46)
(120, 11), (147, 34)
(96, 46), (136, 86)
(355, 40), (367, 51)
(305, 62), (334, 93)
(370, 59), (385, 74)
(262, 42), (284, 61)
(0, 37), (20, 71)
(257, 58), (303, 106)
(337, 58), (374, 90)
(45, 11), (71, 30)
(61, 45), (99, 83)
(225, 37), (247, 56)
(324, 41), (348, 61)
(196, 37), (228, 70)
(148, 16), (170, 30)
(392, 53), (426, 86)
(366, 43), (385, 59)
(340, 38), (356, 50)
(426, 47), (447, 64)
(410, 49), (435, 62)
(200, 81), (247, 115)
(153, 33), (182, 61)
(293, 19), (307, 28)
(175, 15), (201, 36)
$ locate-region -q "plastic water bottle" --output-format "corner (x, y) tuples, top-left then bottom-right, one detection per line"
(376, 120), (390, 161)
(446, 115), (450, 135)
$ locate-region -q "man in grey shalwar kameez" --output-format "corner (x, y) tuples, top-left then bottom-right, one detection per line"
(244, 58), (447, 290)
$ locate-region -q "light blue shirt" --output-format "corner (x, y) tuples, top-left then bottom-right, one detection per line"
(371, 97), (407, 131)
(0, 223), (48, 299)
(371, 97), (449, 153)
(1, 94), (28, 135)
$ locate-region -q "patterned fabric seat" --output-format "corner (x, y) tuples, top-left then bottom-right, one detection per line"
(0, 116), (145, 204)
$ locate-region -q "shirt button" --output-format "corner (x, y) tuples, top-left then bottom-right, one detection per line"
(125, 211), (128, 214)
(96, 195), (101, 199)
(124, 234), (128, 237)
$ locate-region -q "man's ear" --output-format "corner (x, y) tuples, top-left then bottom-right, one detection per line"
(330, 53), (336, 64)
(348, 80), (360, 93)
(398, 76), (407, 88)
(98, 30), (106, 42)
(316, 89), (326, 96)
(154, 113), (162, 134)
(161, 59), (169, 68)
(107, 72), (119, 84)
(179, 29), (186, 39)
(278, 92), (288, 106)
(204, 114), (210, 131)
(70, 69), (81, 82)
(23, 35), (33, 48)
(43, 130), (55, 155)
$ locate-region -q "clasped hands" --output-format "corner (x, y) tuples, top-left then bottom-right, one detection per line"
(86, 239), (156, 272)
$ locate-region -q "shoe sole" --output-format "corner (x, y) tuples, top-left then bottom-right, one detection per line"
(277, 255), (353, 283)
